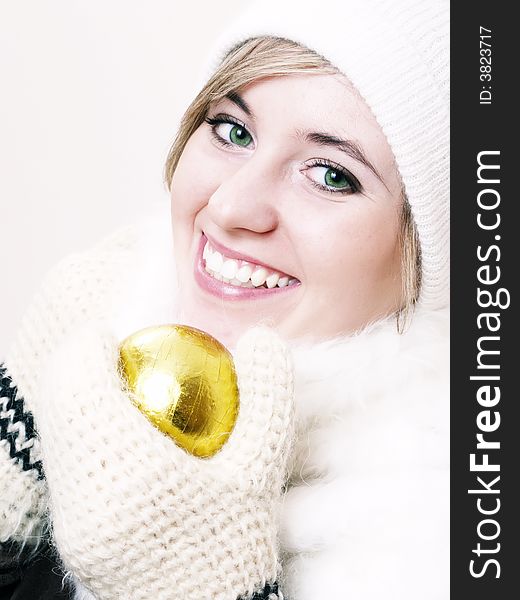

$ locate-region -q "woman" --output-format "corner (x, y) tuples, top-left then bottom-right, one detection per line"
(0, 0), (449, 598)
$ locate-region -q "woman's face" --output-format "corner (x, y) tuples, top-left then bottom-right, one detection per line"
(171, 73), (404, 346)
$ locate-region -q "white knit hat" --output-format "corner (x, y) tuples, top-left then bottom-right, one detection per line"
(206, 0), (450, 309)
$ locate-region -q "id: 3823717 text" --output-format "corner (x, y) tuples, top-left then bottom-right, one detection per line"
(480, 26), (492, 105)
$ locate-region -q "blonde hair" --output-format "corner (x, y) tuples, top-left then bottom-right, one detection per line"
(164, 36), (421, 330)
(397, 195), (422, 332)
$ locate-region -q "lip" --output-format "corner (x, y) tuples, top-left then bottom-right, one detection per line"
(194, 233), (301, 301)
(204, 232), (294, 274)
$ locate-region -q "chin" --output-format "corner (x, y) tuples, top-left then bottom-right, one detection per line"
(177, 303), (262, 349)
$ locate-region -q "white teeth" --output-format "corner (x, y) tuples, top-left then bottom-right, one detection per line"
(236, 264), (253, 283)
(203, 239), (298, 290)
(251, 267), (268, 287)
(221, 259), (238, 279)
(265, 273), (280, 288)
(207, 250), (223, 272)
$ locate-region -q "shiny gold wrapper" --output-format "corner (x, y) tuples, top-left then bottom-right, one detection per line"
(119, 325), (239, 458)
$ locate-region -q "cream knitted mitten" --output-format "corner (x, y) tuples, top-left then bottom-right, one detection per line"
(2, 233), (137, 554)
(32, 324), (293, 600)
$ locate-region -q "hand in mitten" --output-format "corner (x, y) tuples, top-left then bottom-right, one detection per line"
(34, 325), (294, 600)
(1, 242), (133, 555)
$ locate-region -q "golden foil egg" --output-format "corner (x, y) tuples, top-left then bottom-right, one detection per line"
(118, 325), (239, 458)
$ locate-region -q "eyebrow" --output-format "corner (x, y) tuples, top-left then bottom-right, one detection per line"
(303, 131), (386, 185)
(223, 92), (386, 186)
(225, 92), (253, 117)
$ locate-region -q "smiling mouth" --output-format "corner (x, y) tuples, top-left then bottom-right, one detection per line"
(202, 238), (300, 289)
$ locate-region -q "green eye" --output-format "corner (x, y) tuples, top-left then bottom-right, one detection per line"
(205, 116), (255, 150)
(229, 124), (252, 147)
(324, 168), (350, 189)
(303, 162), (359, 196)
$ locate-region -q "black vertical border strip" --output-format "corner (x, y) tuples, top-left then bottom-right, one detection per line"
(451, 2), (517, 598)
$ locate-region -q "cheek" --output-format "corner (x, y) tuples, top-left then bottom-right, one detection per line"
(304, 204), (401, 296)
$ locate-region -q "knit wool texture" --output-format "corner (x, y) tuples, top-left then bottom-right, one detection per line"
(0, 366), (45, 545)
(38, 326), (293, 600)
(3, 213), (295, 600)
(1, 231), (136, 550)
(204, 0), (450, 309)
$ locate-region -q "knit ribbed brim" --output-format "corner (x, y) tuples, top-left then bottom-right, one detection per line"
(205, 0), (450, 309)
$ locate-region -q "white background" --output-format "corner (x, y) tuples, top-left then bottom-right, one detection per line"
(0, 0), (246, 355)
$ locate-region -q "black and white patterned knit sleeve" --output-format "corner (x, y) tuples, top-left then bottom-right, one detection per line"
(0, 363), (47, 548)
(240, 582), (284, 599)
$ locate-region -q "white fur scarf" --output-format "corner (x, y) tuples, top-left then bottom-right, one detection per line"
(282, 309), (449, 599)
(17, 201), (449, 599)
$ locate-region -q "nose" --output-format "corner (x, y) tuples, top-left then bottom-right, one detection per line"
(206, 154), (280, 234)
